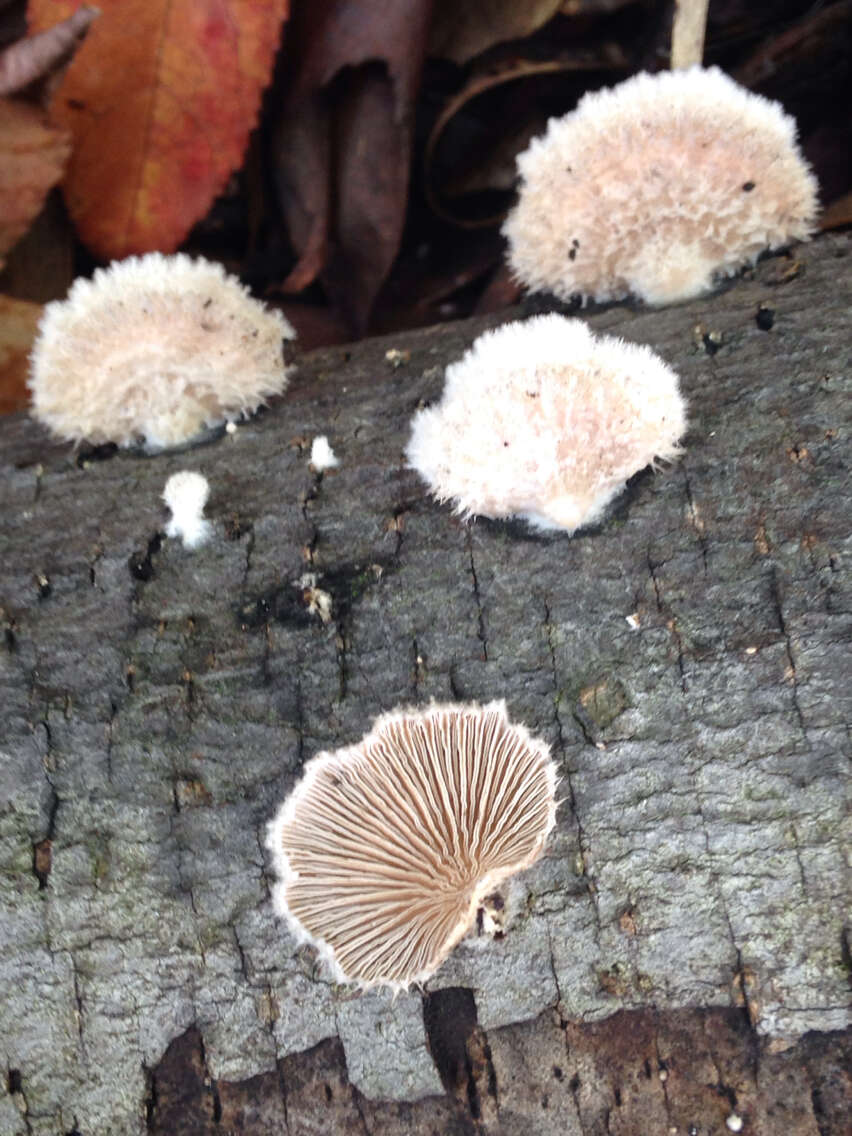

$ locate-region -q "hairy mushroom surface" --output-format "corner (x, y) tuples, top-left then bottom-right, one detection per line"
(266, 701), (558, 990)
(406, 314), (686, 533)
(29, 253), (295, 450)
(503, 66), (819, 306)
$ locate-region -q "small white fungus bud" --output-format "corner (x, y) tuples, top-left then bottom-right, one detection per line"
(29, 253), (296, 450)
(503, 67), (819, 306)
(406, 314), (686, 533)
(726, 1115), (744, 1133)
(309, 435), (339, 471)
(163, 471), (212, 550)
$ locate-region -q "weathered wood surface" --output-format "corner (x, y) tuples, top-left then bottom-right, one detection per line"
(0, 232), (850, 1136)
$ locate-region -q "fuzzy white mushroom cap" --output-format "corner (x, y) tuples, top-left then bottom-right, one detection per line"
(265, 700), (558, 991)
(503, 66), (819, 306)
(406, 314), (686, 533)
(28, 253), (296, 450)
(163, 470), (211, 549)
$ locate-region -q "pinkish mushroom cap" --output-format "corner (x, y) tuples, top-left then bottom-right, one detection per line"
(265, 701), (558, 990)
(29, 253), (295, 450)
(406, 313), (687, 533)
(503, 66), (819, 306)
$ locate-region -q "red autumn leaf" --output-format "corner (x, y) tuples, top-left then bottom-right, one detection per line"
(27, 0), (289, 260)
(0, 97), (71, 269)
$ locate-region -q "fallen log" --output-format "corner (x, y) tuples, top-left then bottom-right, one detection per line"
(0, 232), (849, 1135)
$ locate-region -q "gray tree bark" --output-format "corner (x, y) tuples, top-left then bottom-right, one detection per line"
(0, 232), (849, 1136)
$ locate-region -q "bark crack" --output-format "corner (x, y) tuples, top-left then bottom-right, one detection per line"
(542, 597), (602, 940)
(332, 1005), (372, 1136)
(696, 805), (759, 1040)
(465, 530), (488, 661)
(789, 823), (809, 893)
(768, 564), (811, 747)
(6, 1067), (34, 1135)
(546, 923), (567, 1029)
(197, 1032), (222, 1124)
(274, 1058), (292, 1136)
(647, 553), (688, 694)
(70, 953), (87, 1059)
(105, 697), (118, 783)
(168, 791), (206, 968)
(682, 463), (709, 573)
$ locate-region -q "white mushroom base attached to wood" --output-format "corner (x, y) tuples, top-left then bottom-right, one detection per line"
(265, 701), (558, 991)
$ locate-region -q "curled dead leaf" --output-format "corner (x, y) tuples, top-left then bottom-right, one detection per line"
(819, 190), (852, 231)
(271, 1), (432, 334)
(428, 0), (564, 65)
(0, 97), (71, 268)
(0, 6), (97, 98)
(424, 54), (626, 228)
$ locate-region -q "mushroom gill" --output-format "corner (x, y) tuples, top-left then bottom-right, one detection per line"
(265, 701), (558, 990)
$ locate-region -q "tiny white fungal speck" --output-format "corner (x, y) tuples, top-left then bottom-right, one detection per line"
(225, 421), (237, 435)
(385, 348), (411, 368)
(726, 1114), (744, 1133)
(626, 613), (641, 630)
(310, 436), (339, 471)
(163, 471), (212, 550)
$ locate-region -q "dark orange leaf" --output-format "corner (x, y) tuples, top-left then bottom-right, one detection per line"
(0, 294), (42, 415)
(0, 97), (71, 268)
(27, 0), (290, 259)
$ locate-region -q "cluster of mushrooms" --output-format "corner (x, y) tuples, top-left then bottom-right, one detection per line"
(27, 67), (818, 990)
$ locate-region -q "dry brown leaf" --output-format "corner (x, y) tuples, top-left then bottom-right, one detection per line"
(819, 191), (852, 231)
(429, 0), (563, 65)
(0, 293), (41, 414)
(272, 0), (432, 335)
(473, 264), (522, 315)
(0, 97), (71, 269)
(733, 2), (851, 91)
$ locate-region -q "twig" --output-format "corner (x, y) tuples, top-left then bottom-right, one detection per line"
(670, 0), (710, 70)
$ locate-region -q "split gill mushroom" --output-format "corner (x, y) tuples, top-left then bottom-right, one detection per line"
(265, 701), (558, 991)
(406, 313), (687, 534)
(503, 66), (819, 307)
(28, 252), (295, 451)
